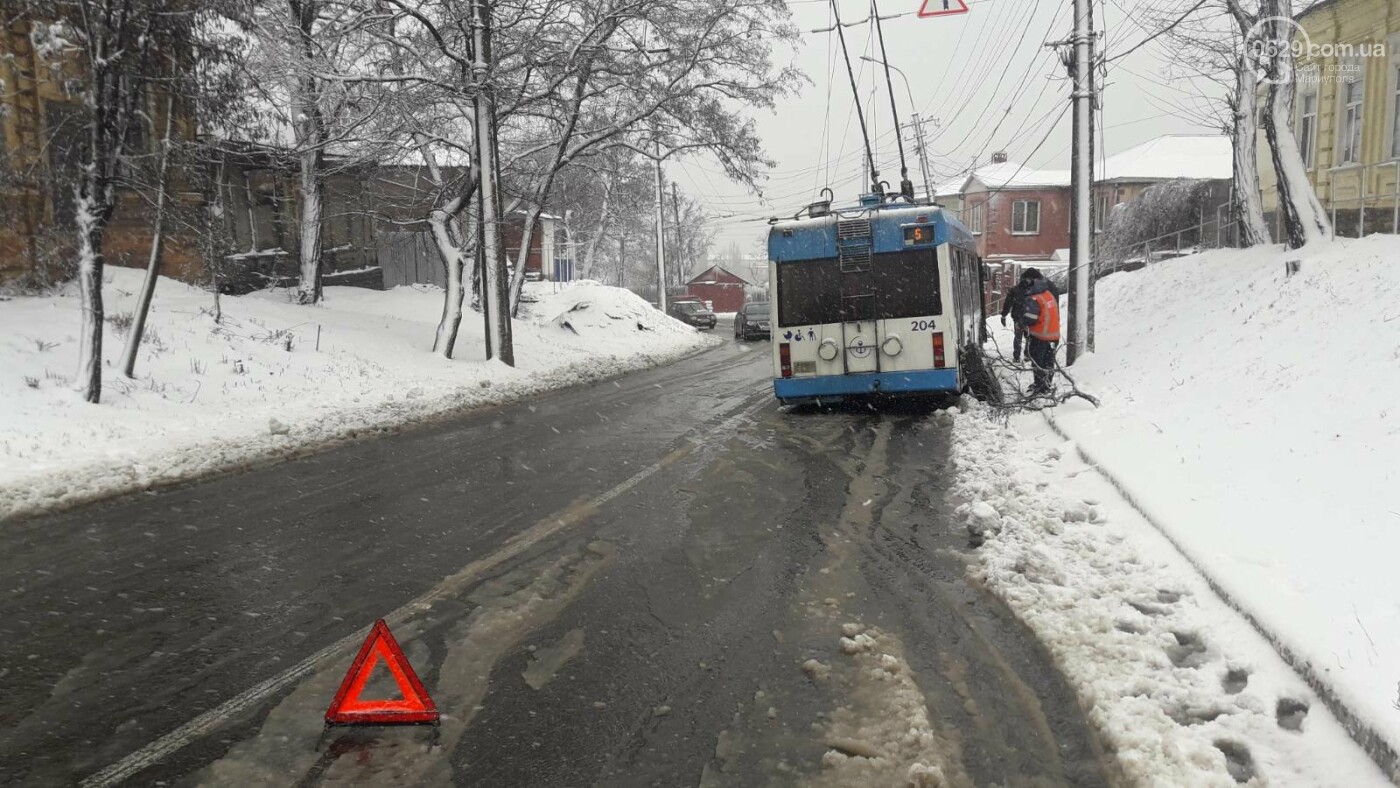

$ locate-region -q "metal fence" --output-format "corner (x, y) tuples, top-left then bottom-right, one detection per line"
(1313, 160), (1400, 239)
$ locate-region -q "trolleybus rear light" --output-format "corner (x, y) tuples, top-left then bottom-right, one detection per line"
(780, 343), (793, 378)
(932, 333), (946, 368)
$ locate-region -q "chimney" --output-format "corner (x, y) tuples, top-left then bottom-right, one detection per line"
(991, 151), (1008, 164)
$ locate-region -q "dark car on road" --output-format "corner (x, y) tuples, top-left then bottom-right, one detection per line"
(667, 299), (717, 330)
(734, 301), (771, 341)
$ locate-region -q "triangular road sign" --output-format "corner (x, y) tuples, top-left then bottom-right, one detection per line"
(325, 619), (439, 726)
(918, 0), (969, 17)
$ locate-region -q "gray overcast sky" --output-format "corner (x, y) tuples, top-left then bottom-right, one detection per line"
(669, 0), (1227, 260)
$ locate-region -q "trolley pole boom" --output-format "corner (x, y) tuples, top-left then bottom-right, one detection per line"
(824, 0), (881, 195)
(870, 1), (913, 200)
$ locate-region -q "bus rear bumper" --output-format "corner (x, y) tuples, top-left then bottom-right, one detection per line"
(773, 369), (960, 403)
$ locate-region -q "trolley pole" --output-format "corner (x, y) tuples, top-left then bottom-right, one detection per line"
(1067, 0), (1094, 365)
(654, 139), (668, 313)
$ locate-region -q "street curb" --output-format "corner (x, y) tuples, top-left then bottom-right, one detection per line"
(1040, 410), (1400, 784)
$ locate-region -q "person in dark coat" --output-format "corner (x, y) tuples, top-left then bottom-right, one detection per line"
(1016, 268), (1061, 396)
(999, 279), (1027, 363)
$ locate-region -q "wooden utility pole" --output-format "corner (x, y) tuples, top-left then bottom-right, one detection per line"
(1067, 0), (1094, 364)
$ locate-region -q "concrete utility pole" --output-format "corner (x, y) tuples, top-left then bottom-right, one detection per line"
(671, 181), (684, 288)
(653, 139), (668, 312)
(1067, 0), (1094, 365)
(909, 113), (934, 198)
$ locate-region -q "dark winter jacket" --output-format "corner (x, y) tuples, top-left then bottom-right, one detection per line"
(1018, 278), (1054, 329)
(1000, 282), (1026, 319)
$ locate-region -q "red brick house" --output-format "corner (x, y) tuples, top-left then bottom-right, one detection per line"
(684, 265), (748, 313)
(960, 160), (1070, 265)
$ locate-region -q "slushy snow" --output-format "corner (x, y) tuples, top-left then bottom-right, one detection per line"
(0, 269), (718, 519)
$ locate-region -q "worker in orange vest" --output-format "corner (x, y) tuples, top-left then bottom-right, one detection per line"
(1017, 268), (1061, 396)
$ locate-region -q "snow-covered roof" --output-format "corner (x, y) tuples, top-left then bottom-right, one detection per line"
(965, 161), (1071, 192)
(686, 265), (749, 286)
(1098, 135), (1232, 183)
(930, 175), (969, 198)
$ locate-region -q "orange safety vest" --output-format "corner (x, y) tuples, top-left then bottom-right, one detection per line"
(1028, 290), (1060, 341)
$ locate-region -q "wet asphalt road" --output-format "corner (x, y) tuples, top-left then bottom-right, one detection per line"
(0, 327), (1113, 787)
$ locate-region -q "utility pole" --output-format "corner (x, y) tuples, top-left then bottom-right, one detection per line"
(653, 138), (667, 311)
(671, 181), (684, 288)
(1067, 0), (1094, 365)
(909, 113), (934, 198)
(471, 0), (512, 366)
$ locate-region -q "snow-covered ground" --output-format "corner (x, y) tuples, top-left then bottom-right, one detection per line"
(966, 236), (1400, 782)
(951, 402), (1390, 785)
(0, 269), (718, 520)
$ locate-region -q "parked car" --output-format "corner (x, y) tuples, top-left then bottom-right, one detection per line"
(667, 299), (717, 329)
(734, 301), (771, 341)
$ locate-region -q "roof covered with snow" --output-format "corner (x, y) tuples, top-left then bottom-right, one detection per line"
(1097, 135), (1232, 183)
(964, 161), (1071, 192)
(686, 265), (749, 286)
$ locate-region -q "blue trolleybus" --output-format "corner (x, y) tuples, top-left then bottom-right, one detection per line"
(768, 194), (995, 406)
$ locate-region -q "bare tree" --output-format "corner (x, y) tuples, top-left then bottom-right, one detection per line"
(23, 0), (193, 403)
(240, 0), (400, 304)
(118, 95), (176, 378)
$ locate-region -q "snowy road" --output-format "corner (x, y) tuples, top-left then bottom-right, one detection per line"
(0, 338), (1112, 786)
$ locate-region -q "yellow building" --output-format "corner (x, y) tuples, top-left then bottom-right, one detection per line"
(1259, 0), (1400, 236)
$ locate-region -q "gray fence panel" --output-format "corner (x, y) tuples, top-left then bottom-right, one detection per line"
(378, 231), (446, 289)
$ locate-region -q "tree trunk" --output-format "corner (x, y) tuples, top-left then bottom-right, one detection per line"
(1231, 58), (1271, 246)
(291, 0), (326, 304)
(581, 174), (614, 279)
(1259, 0), (1332, 249)
(75, 190), (107, 404)
(473, 0), (512, 365)
(296, 143), (325, 302)
(121, 95), (176, 378)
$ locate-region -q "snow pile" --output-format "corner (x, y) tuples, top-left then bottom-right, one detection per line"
(947, 402), (1391, 786)
(0, 270), (718, 519)
(1045, 236), (1400, 772)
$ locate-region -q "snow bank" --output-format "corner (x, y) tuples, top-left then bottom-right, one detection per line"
(948, 402), (1391, 786)
(0, 270), (718, 520)
(1044, 236), (1400, 775)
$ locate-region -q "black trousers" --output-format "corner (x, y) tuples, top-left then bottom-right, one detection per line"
(1012, 324), (1026, 360)
(1027, 337), (1057, 392)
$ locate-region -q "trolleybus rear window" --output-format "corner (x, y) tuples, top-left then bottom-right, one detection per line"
(776, 250), (941, 327)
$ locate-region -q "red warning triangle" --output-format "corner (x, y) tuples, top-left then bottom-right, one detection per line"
(918, 0), (969, 17)
(325, 619), (439, 726)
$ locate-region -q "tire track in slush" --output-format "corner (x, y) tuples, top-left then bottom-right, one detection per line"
(80, 389), (771, 788)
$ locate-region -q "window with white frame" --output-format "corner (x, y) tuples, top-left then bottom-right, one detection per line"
(1011, 200), (1040, 234)
(1299, 90), (1317, 169)
(1340, 72), (1364, 165)
(1391, 63), (1400, 159)
(968, 201), (984, 234)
